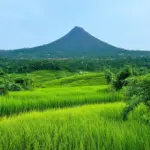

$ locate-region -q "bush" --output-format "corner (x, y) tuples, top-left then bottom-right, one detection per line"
(113, 67), (132, 90)
(14, 77), (34, 90)
(123, 77), (150, 120)
(105, 70), (113, 84)
(0, 84), (8, 95)
(8, 83), (22, 91)
(0, 69), (6, 77)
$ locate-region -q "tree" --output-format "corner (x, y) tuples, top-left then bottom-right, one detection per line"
(0, 69), (8, 95)
(0, 68), (6, 77)
(122, 77), (150, 120)
(105, 70), (113, 84)
(14, 76), (35, 90)
(112, 67), (132, 90)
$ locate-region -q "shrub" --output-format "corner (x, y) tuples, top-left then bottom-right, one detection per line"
(123, 77), (150, 120)
(8, 83), (22, 91)
(0, 69), (6, 77)
(14, 77), (34, 90)
(0, 84), (8, 95)
(113, 67), (132, 90)
(105, 70), (113, 84)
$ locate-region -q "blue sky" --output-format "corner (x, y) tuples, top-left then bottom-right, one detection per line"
(0, 0), (150, 50)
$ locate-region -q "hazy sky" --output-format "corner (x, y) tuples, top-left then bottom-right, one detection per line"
(0, 0), (150, 50)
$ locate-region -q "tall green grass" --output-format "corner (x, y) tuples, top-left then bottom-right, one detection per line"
(0, 103), (150, 150)
(0, 85), (122, 117)
(1, 70), (150, 150)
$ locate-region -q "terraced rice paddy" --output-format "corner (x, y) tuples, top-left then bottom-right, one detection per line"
(0, 71), (150, 150)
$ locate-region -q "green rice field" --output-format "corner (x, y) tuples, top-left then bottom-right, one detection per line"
(0, 71), (150, 150)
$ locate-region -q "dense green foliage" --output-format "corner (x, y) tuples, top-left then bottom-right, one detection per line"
(104, 70), (113, 84)
(112, 67), (132, 90)
(0, 70), (34, 95)
(123, 76), (150, 120)
(103, 65), (150, 121)
(0, 57), (149, 74)
(0, 69), (8, 95)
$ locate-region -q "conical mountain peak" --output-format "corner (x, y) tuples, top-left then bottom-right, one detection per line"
(72, 26), (84, 31)
(0, 26), (130, 59)
(69, 26), (86, 34)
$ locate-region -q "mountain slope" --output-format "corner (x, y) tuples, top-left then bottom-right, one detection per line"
(0, 26), (150, 59)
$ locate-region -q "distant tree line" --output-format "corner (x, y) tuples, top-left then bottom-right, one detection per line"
(0, 57), (149, 74)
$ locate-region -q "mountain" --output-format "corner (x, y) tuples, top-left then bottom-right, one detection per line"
(0, 26), (150, 59)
